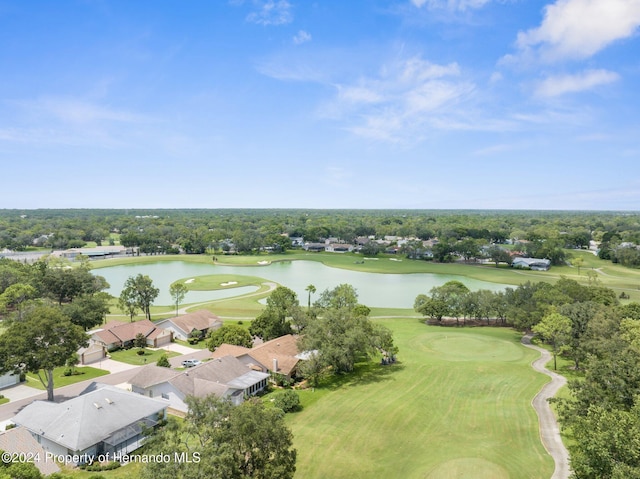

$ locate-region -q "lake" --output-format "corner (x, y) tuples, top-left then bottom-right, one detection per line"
(94, 260), (509, 309)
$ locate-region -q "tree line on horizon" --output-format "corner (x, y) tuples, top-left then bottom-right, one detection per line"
(2, 208), (640, 268)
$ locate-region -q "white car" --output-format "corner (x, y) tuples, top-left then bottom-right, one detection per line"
(181, 359), (201, 368)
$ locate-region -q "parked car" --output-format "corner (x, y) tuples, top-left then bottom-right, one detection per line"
(181, 359), (201, 368)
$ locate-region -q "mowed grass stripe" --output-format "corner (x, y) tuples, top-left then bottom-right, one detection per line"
(287, 320), (554, 479)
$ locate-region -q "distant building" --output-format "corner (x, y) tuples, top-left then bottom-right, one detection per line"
(512, 257), (551, 271)
(325, 243), (354, 253)
(303, 243), (326, 252)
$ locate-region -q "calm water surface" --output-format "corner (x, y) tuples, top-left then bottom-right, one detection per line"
(95, 260), (509, 309)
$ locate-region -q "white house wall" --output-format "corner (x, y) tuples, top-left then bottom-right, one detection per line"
(132, 383), (187, 413)
(36, 435), (69, 458)
(157, 324), (187, 341)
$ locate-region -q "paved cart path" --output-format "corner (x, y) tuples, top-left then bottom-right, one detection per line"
(521, 333), (571, 479)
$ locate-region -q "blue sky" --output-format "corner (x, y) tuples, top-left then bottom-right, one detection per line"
(1, 0), (639, 210)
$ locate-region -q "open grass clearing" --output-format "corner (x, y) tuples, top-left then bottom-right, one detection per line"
(286, 319), (554, 479)
(24, 366), (109, 390)
(108, 348), (180, 366)
(173, 273), (267, 291)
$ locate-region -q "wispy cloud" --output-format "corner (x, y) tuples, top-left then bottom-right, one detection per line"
(510, 0), (640, 63)
(322, 56), (484, 141)
(1, 96), (153, 148)
(410, 0), (492, 11)
(293, 30), (311, 45)
(534, 69), (619, 97)
(246, 0), (293, 26)
(18, 97), (150, 124)
(472, 143), (515, 156)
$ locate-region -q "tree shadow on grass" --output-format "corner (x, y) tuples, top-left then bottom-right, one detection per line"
(321, 361), (405, 391)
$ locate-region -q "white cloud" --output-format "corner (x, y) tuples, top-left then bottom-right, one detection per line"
(293, 30), (311, 45)
(535, 69), (619, 97)
(323, 56), (480, 141)
(515, 0), (640, 62)
(246, 0), (293, 26)
(337, 86), (383, 104)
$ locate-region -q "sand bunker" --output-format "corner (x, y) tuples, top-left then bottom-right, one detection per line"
(184, 278), (195, 284)
(257, 260), (270, 265)
(220, 281), (238, 286)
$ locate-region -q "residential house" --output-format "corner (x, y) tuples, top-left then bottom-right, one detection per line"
(90, 319), (173, 352)
(129, 355), (269, 412)
(512, 257), (552, 271)
(0, 426), (60, 476)
(325, 243), (355, 253)
(212, 334), (305, 379)
(303, 242), (326, 252)
(289, 236), (304, 247)
(155, 309), (222, 341)
(12, 383), (167, 464)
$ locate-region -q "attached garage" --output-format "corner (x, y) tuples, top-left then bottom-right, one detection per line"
(0, 372), (19, 389)
(79, 344), (106, 365)
(152, 329), (173, 347)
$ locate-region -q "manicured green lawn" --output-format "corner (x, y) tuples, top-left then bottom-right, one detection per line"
(174, 338), (210, 350)
(59, 462), (143, 478)
(108, 348), (180, 366)
(174, 273), (268, 291)
(24, 366), (109, 390)
(287, 319), (554, 479)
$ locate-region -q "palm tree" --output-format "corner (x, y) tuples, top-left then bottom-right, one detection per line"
(305, 284), (316, 310)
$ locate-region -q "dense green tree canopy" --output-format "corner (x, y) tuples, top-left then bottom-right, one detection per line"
(142, 396), (296, 479)
(300, 285), (397, 377)
(0, 305), (88, 401)
(119, 274), (159, 320)
(207, 324), (253, 350)
(249, 286), (298, 341)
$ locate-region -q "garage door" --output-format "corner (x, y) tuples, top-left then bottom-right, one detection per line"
(82, 348), (105, 365)
(155, 334), (172, 347)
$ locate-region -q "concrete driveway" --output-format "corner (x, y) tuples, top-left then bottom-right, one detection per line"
(168, 349), (212, 368)
(157, 342), (199, 355)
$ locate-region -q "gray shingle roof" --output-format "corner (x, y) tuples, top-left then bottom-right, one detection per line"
(128, 356), (269, 399)
(13, 384), (167, 452)
(156, 310), (222, 336)
(0, 426), (60, 475)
